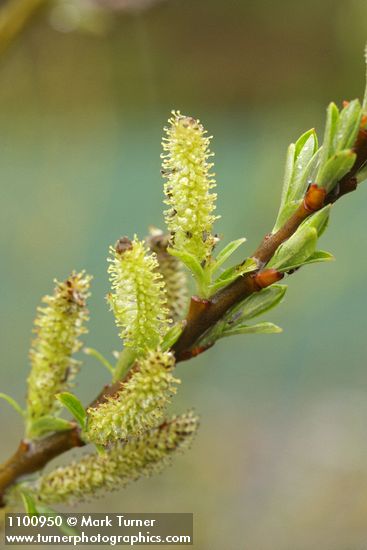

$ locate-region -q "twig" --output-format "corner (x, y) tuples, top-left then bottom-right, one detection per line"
(0, 125), (366, 507)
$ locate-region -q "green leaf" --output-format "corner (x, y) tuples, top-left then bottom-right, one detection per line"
(226, 284), (287, 324)
(28, 415), (73, 439)
(222, 322), (282, 337)
(299, 249), (334, 266)
(209, 257), (258, 294)
(275, 143), (295, 227)
(0, 392), (25, 417)
(161, 321), (185, 351)
(19, 489), (38, 516)
(334, 99), (362, 151)
(299, 205), (331, 237)
(295, 128), (318, 158)
(276, 143), (296, 223)
(290, 130), (318, 201)
(168, 247), (205, 280)
(84, 347), (114, 375)
(273, 200), (301, 233)
(317, 102), (340, 176)
(318, 149), (357, 192)
(275, 249), (334, 272)
(56, 392), (86, 429)
(267, 227), (318, 271)
(212, 238), (247, 272)
(36, 505), (80, 536)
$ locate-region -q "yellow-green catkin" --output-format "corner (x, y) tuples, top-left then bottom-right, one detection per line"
(26, 272), (91, 422)
(86, 350), (179, 445)
(36, 411), (199, 504)
(147, 228), (188, 322)
(162, 111), (218, 264)
(108, 237), (170, 354)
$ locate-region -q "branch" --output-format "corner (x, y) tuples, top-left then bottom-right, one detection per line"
(1, 125), (366, 507)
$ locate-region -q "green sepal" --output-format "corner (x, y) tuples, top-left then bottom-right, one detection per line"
(299, 205), (331, 237)
(27, 415), (74, 439)
(226, 284), (287, 324)
(0, 392), (25, 417)
(334, 99), (362, 151)
(318, 149), (356, 192)
(56, 392), (86, 430)
(209, 257), (258, 294)
(161, 321), (185, 351)
(211, 238), (247, 273)
(267, 227), (318, 271)
(222, 322), (282, 337)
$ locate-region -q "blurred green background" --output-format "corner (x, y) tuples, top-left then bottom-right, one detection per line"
(1, 0), (367, 548)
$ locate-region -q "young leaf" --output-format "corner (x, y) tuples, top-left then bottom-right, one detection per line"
(19, 489), (38, 516)
(27, 416), (73, 439)
(317, 102), (340, 177)
(273, 200), (301, 233)
(209, 257), (258, 294)
(226, 284), (287, 323)
(290, 130), (318, 201)
(299, 205), (331, 237)
(56, 392), (86, 430)
(267, 227), (318, 271)
(318, 150), (356, 192)
(278, 143), (296, 214)
(299, 250), (334, 265)
(168, 248), (206, 284)
(275, 249), (334, 272)
(0, 392), (25, 417)
(334, 99), (362, 151)
(37, 504), (80, 536)
(161, 321), (185, 351)
(222, 322), (282, 337)
(212, 238), (247, 272)
(294, 128), (318, 158)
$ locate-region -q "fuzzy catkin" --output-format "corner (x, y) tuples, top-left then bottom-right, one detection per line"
(36, 411), (199, 504)
(86, 350), (180, 444)
(162, 111), (218, 264)
(27, 272), (91, 421)
(147, 230), (188, 322)
(108, 237), (170, 354)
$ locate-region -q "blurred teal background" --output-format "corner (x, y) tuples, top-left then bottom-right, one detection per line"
(1, 0), (367, 548)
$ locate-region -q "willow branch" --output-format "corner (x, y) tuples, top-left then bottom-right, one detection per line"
(1, 127), (366, 507)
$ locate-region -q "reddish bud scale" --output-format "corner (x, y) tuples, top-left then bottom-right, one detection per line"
(304, 184), (326, 212)
(254, 269), (284, 290)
